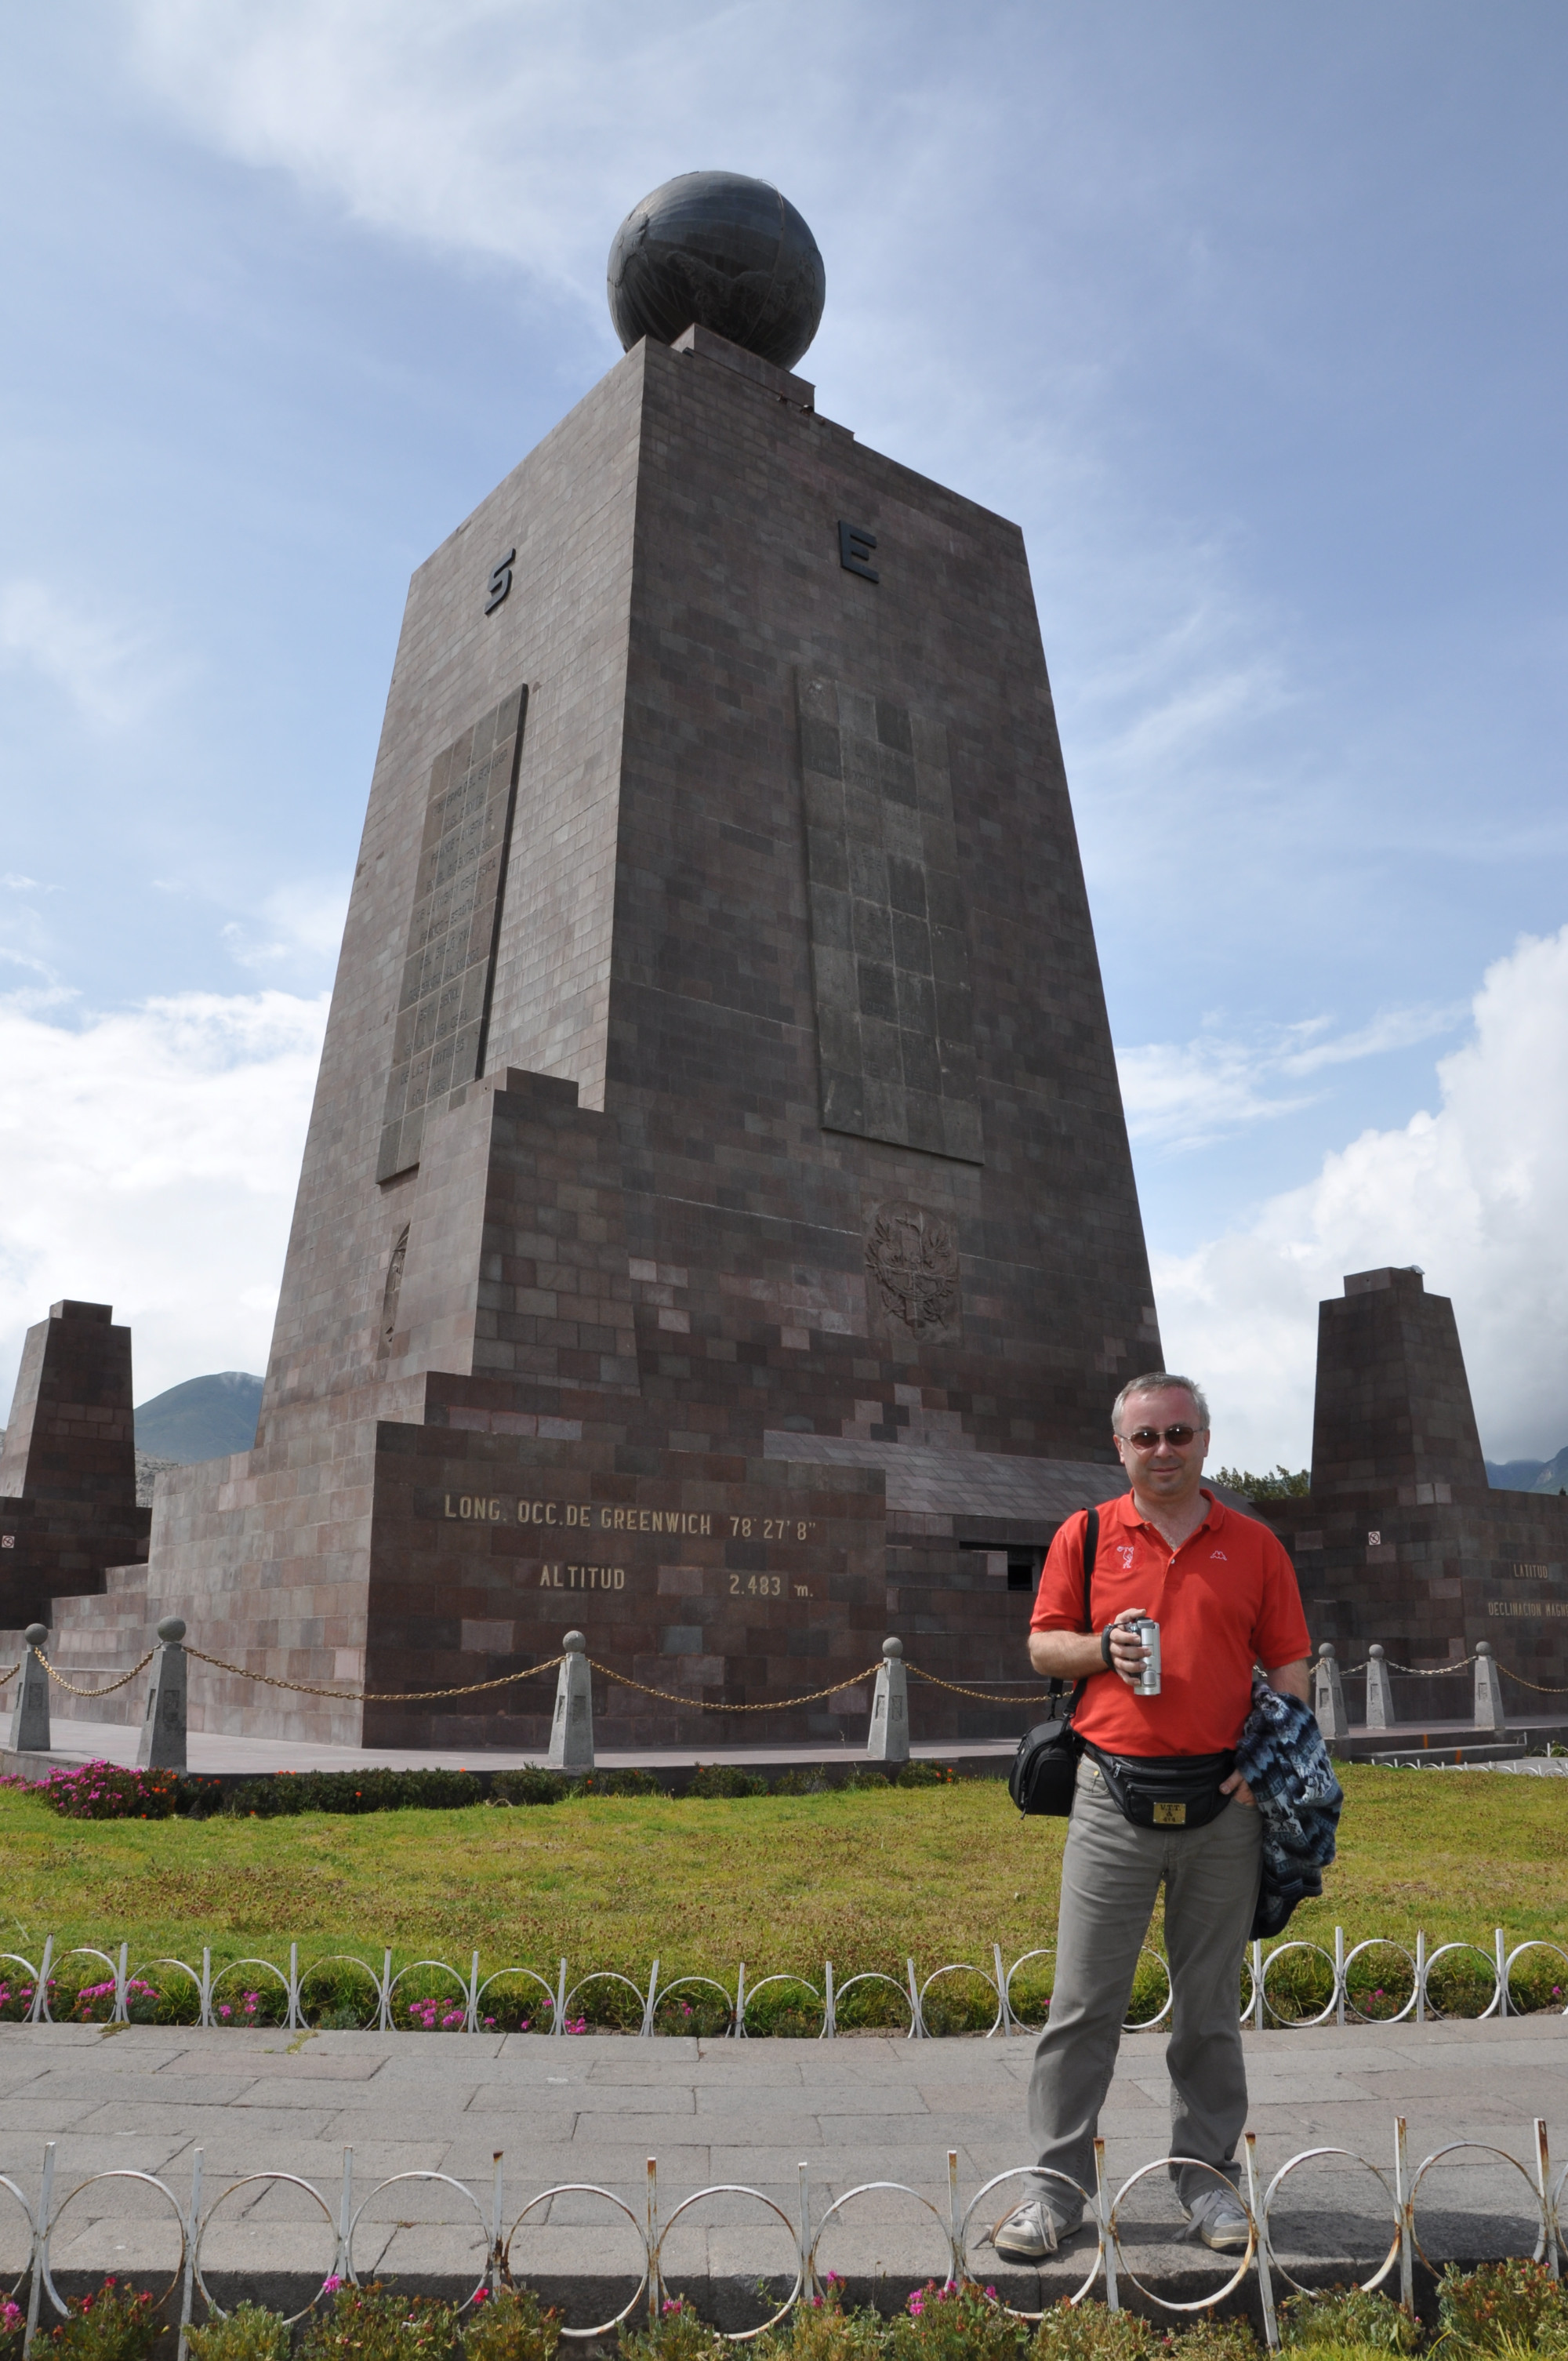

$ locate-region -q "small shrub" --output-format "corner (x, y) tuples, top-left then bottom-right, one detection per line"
(1167, 2322), (1259, 2361)
(572, 1770), (663, 1799)
(771, 1769), (830, 1796)
(173, 1775), (226, 1818)
(885, 2279), (1025, 2361)
(754, 2277), (882, 2361)
(223, 1768), (481, 1818)
(489, 1770), (568, 1807)
(1436, 2257), (1568, 2353)
(27, 1764), (182, 1822)
(739, 1978), (824, 2039)
(28, 2278), (162, 2361)
(1030, 2299), (1162, 2361)
(69, 1976), (162, 2026)
(185, 2301), (292, 2361)
(688, 1765), (768, 1800)
(617, 2295), (727, 2361)
(891, 1763), (953, 1789)
(1279, 2288), (1418, 2352)
(298, 1960), (380, 2029)
(839, 1769), (889, 1793)
(296, 2283), (458, 2361)
(460, 2287), (560, 2361)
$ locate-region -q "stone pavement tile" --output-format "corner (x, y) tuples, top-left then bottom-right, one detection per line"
(672, 2220), (804, 2275)
(45, 2222), (187, 2278)
(0, 2134), (191, 2185)
(191, 2139), (448, 2181)
(167, 2050), (390, 2082)
(69, 2101), (344, 2141)
(366, 2225), (492, 2280)
(701, 2142), (938, 2180)
(20, 2069), (261, 2109)
(0, 2057), (53, 2095)
(224, 2077), (484, 2115)
(517, 2084), (695, 2116)
(6, 2098), (131, 2138)
(713, 2083), (934, 2118)
(609, 2059), (808, 2087)
(494, 2141), (714, 2181)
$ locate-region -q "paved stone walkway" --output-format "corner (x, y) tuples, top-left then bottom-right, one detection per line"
(2, 1716), (1015, 1777)
(3, 2018), (1565, 2323)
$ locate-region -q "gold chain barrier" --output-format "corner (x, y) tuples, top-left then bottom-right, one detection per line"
(906, 1665), (1044, 1702)
(585, 1656), (885, 1712)
(0, 1660), (19, 1688)
(184, 1645), (567, 1705)
(36, 1648), (155, 1698)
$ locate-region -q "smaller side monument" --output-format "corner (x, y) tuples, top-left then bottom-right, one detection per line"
(1256, 1266), (1568, 1706)
(0, 1300), (150, 1629)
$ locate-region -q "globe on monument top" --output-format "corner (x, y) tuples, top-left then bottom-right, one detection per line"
(606, 171), (826, 374)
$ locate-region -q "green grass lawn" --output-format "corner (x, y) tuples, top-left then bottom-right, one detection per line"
(2, 1766), (1565, 2030)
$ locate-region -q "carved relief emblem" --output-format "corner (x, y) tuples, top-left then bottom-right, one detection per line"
(380, 1225), (410, 1352)
(864, 1201), (960, 1339)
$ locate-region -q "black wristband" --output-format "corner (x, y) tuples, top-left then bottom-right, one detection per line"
(1100, 1625), (1114, 1669)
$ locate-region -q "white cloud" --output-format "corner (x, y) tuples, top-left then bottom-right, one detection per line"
(124, 0), (840, 298)
(1154, 928), (1568, 1469)
(0, 987), (327, 1420)
(223, 879), (351, 973)
(0, 579), (174, 732)
(1118, 1004), (1461, 1152)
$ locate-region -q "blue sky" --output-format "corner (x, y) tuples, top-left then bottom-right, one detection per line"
(2, 2), (1566, 1465)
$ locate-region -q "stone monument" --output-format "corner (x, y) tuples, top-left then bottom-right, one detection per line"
(0, 1301), (149, 1631)
(1256, 1266), (1568, 1709)
(3, 175), (1163, 1749)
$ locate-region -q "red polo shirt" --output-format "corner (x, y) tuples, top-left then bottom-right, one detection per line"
(1031, 1489), (1310, 1757)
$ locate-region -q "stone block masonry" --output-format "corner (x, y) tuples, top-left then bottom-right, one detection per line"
(1258, 1266), (1568, 1709)
(10, 327), (1163, 1745)
(0, 1302), (149, 1631)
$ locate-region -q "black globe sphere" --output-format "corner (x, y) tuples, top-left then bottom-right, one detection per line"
(607, 171), (826, 372)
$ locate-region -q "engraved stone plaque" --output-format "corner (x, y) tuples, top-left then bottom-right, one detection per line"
(864, 1199), (960, 1339)
(797, 674), (982, 1161)
(377, 686), (528, 1180)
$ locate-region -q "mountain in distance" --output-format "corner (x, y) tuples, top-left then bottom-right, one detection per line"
(1485, 1444), (1568, 1495)
(134, 1371), (263, 1464)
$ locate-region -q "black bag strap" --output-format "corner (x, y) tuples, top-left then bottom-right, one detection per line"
(1050, 1506), (1098, 1721)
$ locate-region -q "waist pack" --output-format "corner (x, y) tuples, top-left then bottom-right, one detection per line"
(1009, 1510), (1098, 1818)
(1087, 1746), (1236, 1831)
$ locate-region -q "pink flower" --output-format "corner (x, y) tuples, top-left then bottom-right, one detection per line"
(322, 2276), (342, 2294)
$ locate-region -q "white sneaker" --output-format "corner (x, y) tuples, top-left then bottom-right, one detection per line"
(1182, 2185), (1251, 2252)
(990, 2196), (1084, 2261)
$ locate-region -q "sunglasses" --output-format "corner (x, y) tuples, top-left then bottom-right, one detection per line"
(1122, 1425), (1201, 1450)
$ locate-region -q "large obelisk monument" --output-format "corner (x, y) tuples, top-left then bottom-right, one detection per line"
(27, 173), (1163, 1746)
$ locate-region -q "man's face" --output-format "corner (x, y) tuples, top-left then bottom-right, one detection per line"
(1113, 1386), (1209, 1502)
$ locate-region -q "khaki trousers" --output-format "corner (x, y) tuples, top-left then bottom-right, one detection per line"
(1028, 1754), (1262, 2209)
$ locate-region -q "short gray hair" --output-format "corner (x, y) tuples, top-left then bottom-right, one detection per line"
(1112, 1371), (1210, 1433)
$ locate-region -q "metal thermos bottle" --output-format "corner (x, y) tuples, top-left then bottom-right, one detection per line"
(1133, 1618), (1162, 1695)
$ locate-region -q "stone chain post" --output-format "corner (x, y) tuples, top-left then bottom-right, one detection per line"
(1312, 1640), (1348, 1742)
(866, 1636), (909, 1764)
(546, 1630), (594, 1771)
(5, 1625), (51, 1755)
(1472, 1640), (1508, 1734)
(136, 1618), (188, 1771)
(1363, 1644), (1395, 1731)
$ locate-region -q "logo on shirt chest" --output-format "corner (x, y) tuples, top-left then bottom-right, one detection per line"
(1116, 1545), (1135, 1568)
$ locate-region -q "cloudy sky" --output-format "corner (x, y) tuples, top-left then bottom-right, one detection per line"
(2, 2), (1566, 1467)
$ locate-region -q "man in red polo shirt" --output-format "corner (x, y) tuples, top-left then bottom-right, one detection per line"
(993, 1372), (1310, 2261)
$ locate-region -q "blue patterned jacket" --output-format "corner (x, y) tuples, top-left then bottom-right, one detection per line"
(1235, 1676), (1344, 1939)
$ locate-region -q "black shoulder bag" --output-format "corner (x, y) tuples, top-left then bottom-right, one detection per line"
(1007, 1508), (1098, 1817)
